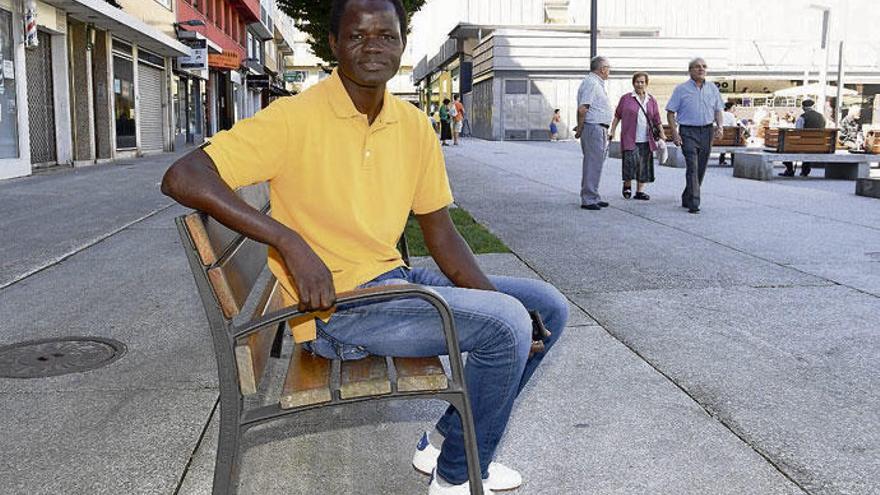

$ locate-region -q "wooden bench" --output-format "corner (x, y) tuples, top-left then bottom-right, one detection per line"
(176, 183), (483, 494)
(767, 128), (838, 154)
(712, 126), (747, 147)
(865, 130), (880, 154)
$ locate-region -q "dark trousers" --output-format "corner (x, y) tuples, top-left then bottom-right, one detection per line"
(680, 125), (714, 209)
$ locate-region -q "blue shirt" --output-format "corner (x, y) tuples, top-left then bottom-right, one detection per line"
(577, 73), (613, 125)
(665, 79), (724, 126)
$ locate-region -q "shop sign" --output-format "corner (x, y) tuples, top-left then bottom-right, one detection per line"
(248, 74), (271, 89)
(208, 51), (241, 70)
(178, 39), (207, 71)
(284, 70), (306, 83)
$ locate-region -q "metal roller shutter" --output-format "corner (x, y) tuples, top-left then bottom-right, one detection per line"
(138, 63), (164, 152)
(26, 31), (56, 164)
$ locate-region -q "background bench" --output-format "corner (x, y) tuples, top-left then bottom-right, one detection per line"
(767, 128), (838, 154)
(176, 184), (484, 494)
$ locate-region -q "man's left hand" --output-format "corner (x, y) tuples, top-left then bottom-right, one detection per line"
(714, 127), (724, 140)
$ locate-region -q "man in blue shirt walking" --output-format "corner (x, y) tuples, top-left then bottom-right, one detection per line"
(666, 58), (724, 214)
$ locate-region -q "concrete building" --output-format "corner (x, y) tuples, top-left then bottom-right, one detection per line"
(0, 0), (189, 181)
(411, 0), (880, 140)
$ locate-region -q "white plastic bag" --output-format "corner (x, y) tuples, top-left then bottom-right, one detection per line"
(656, 139), (668, 164)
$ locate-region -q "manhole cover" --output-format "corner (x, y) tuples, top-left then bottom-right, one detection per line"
(0, 337), (127, 379)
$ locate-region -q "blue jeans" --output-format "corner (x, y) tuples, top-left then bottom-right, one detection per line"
(303, 266), (569, 484)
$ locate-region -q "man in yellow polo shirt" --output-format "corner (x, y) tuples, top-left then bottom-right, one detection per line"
(161, 0), (567, 493)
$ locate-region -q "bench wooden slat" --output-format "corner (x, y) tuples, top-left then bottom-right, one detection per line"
(206, 237), (268, 318)
(235, 279), (283, 395)
(394, 356), (448, 392)
(183, 183), (270, 266)
(340, 355), (391, 399)
(280, 344), (332, 408)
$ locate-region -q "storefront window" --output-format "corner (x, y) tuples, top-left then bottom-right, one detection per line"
(0, 8), (20, 159)
(113, 55), (136, 149)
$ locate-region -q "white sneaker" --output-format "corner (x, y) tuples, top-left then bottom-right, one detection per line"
(414, 432), (523, 491)
(428, 469), (494, 494)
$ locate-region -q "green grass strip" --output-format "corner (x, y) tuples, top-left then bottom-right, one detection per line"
(404, 206), (510, 257)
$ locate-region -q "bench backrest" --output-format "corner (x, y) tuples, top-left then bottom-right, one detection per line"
(763, 127), (779, 148)
(866, 130), (880, 154)
(178, 183), (280, 395)
(712, 126), (745, 146)
(775, 128), (838, 154)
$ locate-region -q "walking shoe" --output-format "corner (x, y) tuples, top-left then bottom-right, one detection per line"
(428, 470), (494, 494)
(581, 204), (601, 210)
(414, 432), (523, 491)
(633, 192), (650, 200)
(597, 201), (610, 207)
(688, 207), (700, 214)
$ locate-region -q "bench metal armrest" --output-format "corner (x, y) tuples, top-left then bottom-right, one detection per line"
(231, 283), (451, 340)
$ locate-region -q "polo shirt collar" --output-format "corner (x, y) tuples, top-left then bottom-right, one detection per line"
(326, 69), (399, 125)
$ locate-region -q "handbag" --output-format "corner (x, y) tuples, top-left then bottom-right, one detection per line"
(635, 95), (662, 141)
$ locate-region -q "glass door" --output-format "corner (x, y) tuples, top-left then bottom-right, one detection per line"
(113, 55), (136, 149)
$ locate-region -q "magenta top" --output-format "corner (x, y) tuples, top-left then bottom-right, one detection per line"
(614, 92), (663, 152)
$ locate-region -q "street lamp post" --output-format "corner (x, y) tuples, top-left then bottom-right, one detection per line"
(590, 0), (597, 59)
(810, 4), (831, 116)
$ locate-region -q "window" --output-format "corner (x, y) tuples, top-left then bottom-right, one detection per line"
(0, 8), (19, 158)
(153, 0), (172, 9)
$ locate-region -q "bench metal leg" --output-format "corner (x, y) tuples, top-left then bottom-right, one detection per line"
(212, 392), (243, 495)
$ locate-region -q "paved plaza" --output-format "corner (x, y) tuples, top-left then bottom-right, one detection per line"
(1, 140), (879, 494)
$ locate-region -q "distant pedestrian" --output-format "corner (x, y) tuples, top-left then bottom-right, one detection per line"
(666, 57), (724, 214)
(718, 101), (737, 165)
(839, 105), (862, 148)
(780, 99), (826, 177)
(608, 72), (664, 200)
(575, 55), (613, 211)
(439, 98), (452, 146)
(549, 109), (561, 141)
(452, 94), (465, 145)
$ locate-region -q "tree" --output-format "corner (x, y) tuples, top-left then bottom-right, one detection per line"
(277, 0), (426, 67)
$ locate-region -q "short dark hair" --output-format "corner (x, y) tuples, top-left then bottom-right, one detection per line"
(631, 72), (649, 84)
(442, 98), (450, 105)
(802, 99), (815, 108)
(724, 101), (735, 111)
(330, 0), (408, 42)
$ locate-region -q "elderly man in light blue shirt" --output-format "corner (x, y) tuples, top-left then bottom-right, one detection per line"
(666, 57), (724, 214)
(575, 56), (613, 210)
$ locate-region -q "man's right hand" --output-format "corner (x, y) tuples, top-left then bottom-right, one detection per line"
(672, 133), (683, 146)
(278, 234), (337, 312)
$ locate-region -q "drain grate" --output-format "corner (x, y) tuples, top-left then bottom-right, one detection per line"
(0, 337), (127, 379)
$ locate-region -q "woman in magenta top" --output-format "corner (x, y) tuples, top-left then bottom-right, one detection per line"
(609, 72), (666, 200)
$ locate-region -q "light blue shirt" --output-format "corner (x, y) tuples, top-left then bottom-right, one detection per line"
(577, 72), (613, 125)
(665, 79), (724, 126)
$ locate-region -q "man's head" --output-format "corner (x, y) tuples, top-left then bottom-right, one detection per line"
(688, 58), (707, 83)
(724, 101), (735, 112)
(454, 94), (460, 102)
(590, 56), (611, 80)
(329, 0), (407, 89)
(802, 99), (815, 110)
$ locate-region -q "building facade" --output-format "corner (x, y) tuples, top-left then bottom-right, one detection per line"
(411, 0), (880, 140)
(0, 0), (189, 180)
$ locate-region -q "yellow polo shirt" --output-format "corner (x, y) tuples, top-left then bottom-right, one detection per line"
(205, 70), (453, 342)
